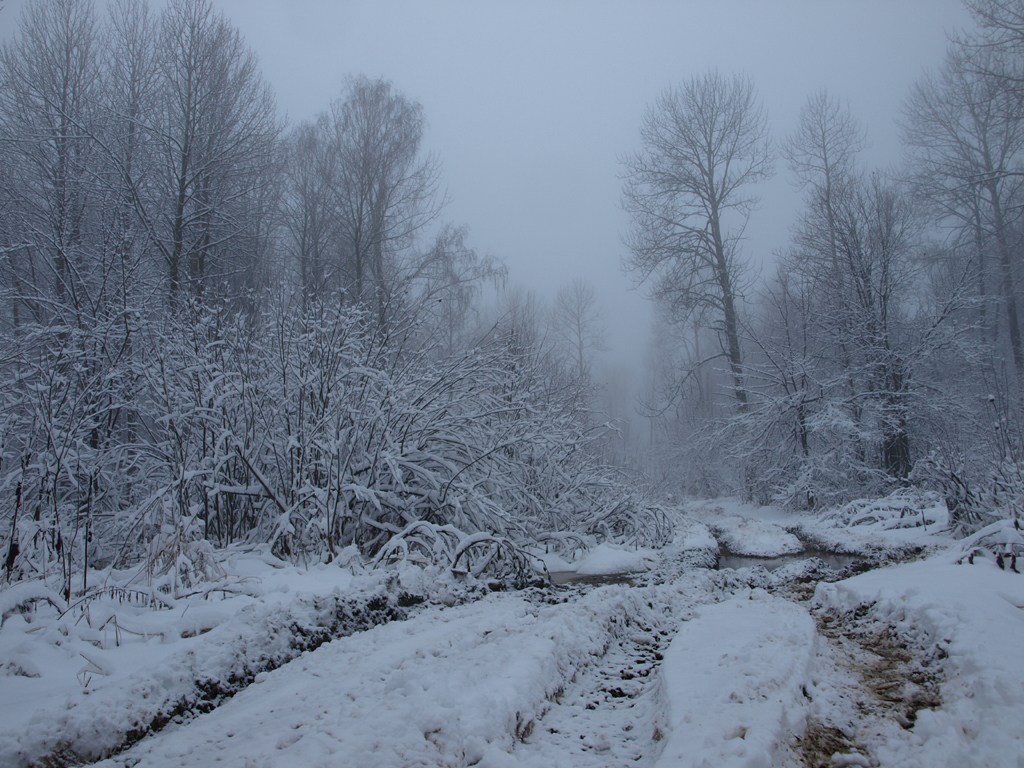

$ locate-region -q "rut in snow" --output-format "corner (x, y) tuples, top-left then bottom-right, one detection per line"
(509, 585), (679, 767)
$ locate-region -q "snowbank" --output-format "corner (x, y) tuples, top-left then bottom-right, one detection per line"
(683, 499), (803, 557)
(813, 556), (1024, 767)
(656, 591), (816, 767)
(574, 543), (658, 576)
(0, 555), (476, 767)
(797, 490), (950, 555)
(712, 516), (803, 558)
(91, 587), (664, 767)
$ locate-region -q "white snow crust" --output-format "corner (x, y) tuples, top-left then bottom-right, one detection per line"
(656, 592), (816, 768)
(814, 555), (1024, 767)
(4, 499), (1024, 768)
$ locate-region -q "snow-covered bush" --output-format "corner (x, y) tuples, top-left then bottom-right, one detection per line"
(0, 312), (141, 599)
(956, 518), (1023, 572)
(822, 488), (946, 530)
(373, 522), (544, 586)
(2, 292), (651, 595)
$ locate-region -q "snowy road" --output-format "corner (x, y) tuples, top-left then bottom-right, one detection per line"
(94, 584), (693, 768)
(5, 500), (1024, 767)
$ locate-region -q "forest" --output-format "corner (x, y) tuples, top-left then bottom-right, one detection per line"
(3, 2), (1024, 767)
(0, 0), (1021, 596)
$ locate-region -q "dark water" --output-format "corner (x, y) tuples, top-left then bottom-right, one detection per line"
(546, 548), (866, 585)
(547, 571), (638, 586)
(715, 549), (864, 572)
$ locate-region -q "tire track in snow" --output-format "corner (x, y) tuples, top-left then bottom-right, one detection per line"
(794, 602), (944, 768)
(507, 585), (678, 767)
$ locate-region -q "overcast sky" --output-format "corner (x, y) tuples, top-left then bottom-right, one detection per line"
(207, 0), (972, 373)
(0, 0), (977, 373)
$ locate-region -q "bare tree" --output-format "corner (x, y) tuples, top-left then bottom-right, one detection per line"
(155, 0), (278, 306)
(100, 0), (162, 303)
(329, 76), (443, 327)
(784, 92), (871, 457)
(281, 116), (338, 308)
(412, 223), (505, 357)
(0, 0), (104, 322)
(552, 277), (606, 379)
(783, 91), (865, 276)
(825, 174), (921, 478)
(903, 45), (1024, 377)
(962, 0), (1024, 101)
(622, 70), (772, 411)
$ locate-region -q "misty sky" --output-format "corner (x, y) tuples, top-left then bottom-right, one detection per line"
(0, 0), (976, 371)
(208, 0), (970, 372)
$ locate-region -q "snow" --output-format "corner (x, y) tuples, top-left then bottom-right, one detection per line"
(574, 543), (658, 576)
(797, 489), (951, 555)
(541, 542), (659, 584)
(656, 591), (816, 768)
(0, 552), (425, 767)
(90, 588), (661, 768)
(4, 497), (1024, 768)
(685, 499), (803, 557)
(813, 555), (1024, 767)
(669, 514), (719, 553)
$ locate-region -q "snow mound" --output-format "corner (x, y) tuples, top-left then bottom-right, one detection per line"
(813, 557), (1024, 767)
(656, 591), (816, 767)
(711, 516), (803, 557)
(682, 499), (803, 557)
(956, 518), (1024, 566)
(574, 543), (658, 576)
(671, 515), (719, 554)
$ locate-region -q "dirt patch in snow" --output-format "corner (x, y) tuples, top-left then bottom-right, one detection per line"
(795, 720), (867, 768)
(794, 604), (945, 768)
(511, 589), (678, 766)
(817, 606), (943, 730)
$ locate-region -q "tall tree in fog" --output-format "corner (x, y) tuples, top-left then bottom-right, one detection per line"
(156, 0), (277, 305)
(783, 91), (865, 290)
(827, 174), (920, 478)
(552, 278), (605, 380)
(329, 76), (442, 327)
(783, 92), (869, 458)
(0, 0), (103, 323)
(102, 0), (161, 301)
(414, 223), (505, 357)
(903, 45), (1024, 376)
(282, 116), (337, 308)
(622, 71), (772, 411)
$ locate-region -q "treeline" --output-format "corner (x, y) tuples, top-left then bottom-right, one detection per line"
(630, 0), (1024, 529)
(0, 0), (648, 596)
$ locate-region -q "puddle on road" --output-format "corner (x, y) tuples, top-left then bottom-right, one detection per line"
(547, 548), (866, 585)
(547, 571), (638, 586)
(715, 550), (864, 572)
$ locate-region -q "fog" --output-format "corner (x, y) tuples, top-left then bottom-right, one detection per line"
(5, 8), (1024, 761)
(214, 0), (970, 374)
(0, 0), (970, 372)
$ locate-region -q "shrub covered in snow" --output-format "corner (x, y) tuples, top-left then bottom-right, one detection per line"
(1, 298), (659, 598)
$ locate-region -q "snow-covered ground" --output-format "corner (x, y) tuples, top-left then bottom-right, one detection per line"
(813, 554), (1024, 767)
(2, 496), (1023, 767)
(683, 498), (804, 557)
